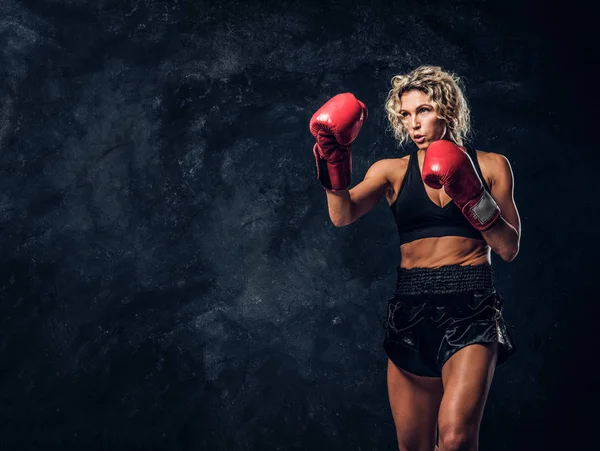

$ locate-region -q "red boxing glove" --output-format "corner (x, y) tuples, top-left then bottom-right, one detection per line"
(422, 140), (501, 231)
(309, 93), (368, 191)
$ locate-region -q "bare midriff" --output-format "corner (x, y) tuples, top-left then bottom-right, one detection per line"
(399, 236), (491, 269)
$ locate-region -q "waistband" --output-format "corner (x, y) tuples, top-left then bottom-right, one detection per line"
(394, 264), (495, 295)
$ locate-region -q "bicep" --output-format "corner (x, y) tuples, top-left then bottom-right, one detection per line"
(348, 160), (391, 222)
(490, 155), (521, 235)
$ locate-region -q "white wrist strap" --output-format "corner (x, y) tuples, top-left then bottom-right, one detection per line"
(471, 191), (498, 225)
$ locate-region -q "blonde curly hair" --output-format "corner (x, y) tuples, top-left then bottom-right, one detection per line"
(385, 65), (471, 147)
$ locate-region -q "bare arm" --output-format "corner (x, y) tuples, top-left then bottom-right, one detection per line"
(326, 159), (392, 227)
(481, 154), (521, 262)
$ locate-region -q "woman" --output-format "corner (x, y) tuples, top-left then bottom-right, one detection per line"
(309, 65), (519, 451)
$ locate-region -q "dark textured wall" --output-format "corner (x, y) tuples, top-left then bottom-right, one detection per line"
(1, 0), (595, 450)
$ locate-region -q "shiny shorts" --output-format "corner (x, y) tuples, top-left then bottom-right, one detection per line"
(383, 264), (516, 378)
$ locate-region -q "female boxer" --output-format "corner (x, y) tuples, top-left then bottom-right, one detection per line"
(309, 65), (519, 451)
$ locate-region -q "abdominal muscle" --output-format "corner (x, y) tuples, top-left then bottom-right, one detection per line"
(399, 236), (491, 269)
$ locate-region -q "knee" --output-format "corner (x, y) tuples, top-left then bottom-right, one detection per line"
(438, 425), (476, 451)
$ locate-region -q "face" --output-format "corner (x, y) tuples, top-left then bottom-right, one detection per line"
(398, 90), (448, 150)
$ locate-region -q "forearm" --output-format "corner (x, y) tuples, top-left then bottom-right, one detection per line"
(481, 216), (520, 262)
(325, 189), (354, 227)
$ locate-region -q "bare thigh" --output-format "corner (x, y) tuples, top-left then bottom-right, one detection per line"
(438, 343), (498, 450)
(387, 359), (444, 451)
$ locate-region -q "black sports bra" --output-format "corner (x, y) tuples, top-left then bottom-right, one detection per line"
(389, 145), (491, 245)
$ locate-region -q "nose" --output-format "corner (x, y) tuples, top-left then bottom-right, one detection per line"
(410, 115), (420, 129)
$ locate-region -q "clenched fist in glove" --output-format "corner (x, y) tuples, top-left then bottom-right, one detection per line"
(422, 140), (501, 231)
(309, 93), (368, 191)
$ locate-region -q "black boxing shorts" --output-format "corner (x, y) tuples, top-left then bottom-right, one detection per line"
(382, 264), (516, 377)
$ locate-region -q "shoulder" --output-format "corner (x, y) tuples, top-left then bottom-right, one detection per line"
(365, 156), (409, 179)
(475, 149), (509, 163)
(473, 149), (513, 188)
(365, 155), (411, 202)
